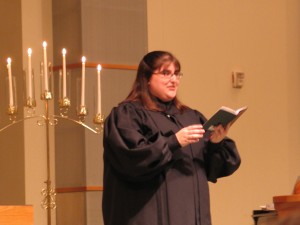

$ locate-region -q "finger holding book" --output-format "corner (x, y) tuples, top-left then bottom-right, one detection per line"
(176, 124), (205, 147)
(209, 123), (231, 143)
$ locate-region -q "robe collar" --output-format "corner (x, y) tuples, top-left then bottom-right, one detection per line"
(154, 98), (179, 116)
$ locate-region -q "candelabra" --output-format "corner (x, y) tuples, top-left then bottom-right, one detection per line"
(0, 45), (104, 225)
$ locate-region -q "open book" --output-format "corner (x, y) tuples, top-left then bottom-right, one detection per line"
(203, 106), (248, 131)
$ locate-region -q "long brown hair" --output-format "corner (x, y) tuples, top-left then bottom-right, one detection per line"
(122, 51), (187, 112)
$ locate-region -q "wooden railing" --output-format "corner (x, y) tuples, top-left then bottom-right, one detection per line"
(53, 62), (138, 71)
(56, 186), (103, 193)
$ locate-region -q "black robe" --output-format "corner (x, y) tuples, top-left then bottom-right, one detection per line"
(102, 101), (241, 225)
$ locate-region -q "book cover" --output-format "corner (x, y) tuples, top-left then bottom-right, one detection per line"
(203, 106), (248, 131)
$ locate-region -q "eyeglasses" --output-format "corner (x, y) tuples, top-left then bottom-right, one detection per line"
(153, 70), (183, 80)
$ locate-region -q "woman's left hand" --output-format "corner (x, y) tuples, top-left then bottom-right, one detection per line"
(209, 123), (230, 143)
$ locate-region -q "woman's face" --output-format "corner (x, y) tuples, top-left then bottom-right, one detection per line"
(148, 62), (180, 102)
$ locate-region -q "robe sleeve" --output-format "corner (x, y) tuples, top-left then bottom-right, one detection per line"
(204, 137), (241, 183)
(103, 103), (181, 182)
(194, 110), (241, 183)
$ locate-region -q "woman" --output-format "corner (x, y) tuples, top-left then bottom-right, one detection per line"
(102, 51), (241, 225)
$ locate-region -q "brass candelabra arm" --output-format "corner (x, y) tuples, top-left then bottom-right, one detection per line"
(0, 111), (104, 134)
(52, 114), (103, 134)
(0, 115), (44, 133)
(36, 115), (58, 127)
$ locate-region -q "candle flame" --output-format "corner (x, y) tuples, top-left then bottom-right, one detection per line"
(97, 64), (102, 71)
(28, 48), (32, 56)
(82, 56), (86, 63)
(43, 41), (47, 48)
(62, 48), (67, 55)
(7, 58), (12, 64)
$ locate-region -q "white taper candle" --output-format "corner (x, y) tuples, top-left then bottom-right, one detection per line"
(97, 64), (102, 114)
(62, 48), (67, 98)
(81, 56), (86, 106)
(7, 58), (14, 106)
(43, 41), (49, 91)
(27, 48), (33, 98)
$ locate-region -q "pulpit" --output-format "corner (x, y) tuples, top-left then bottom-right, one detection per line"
(253, 179), (300, 225)
(273, 194), (300, 216)
(273, 178), (300, 217)
(0, 205), (33, 225)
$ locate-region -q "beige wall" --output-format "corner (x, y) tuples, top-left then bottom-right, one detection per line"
(148, 1), (300, 225)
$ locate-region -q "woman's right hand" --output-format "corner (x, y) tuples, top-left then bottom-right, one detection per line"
(175, 124), (205, 147)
